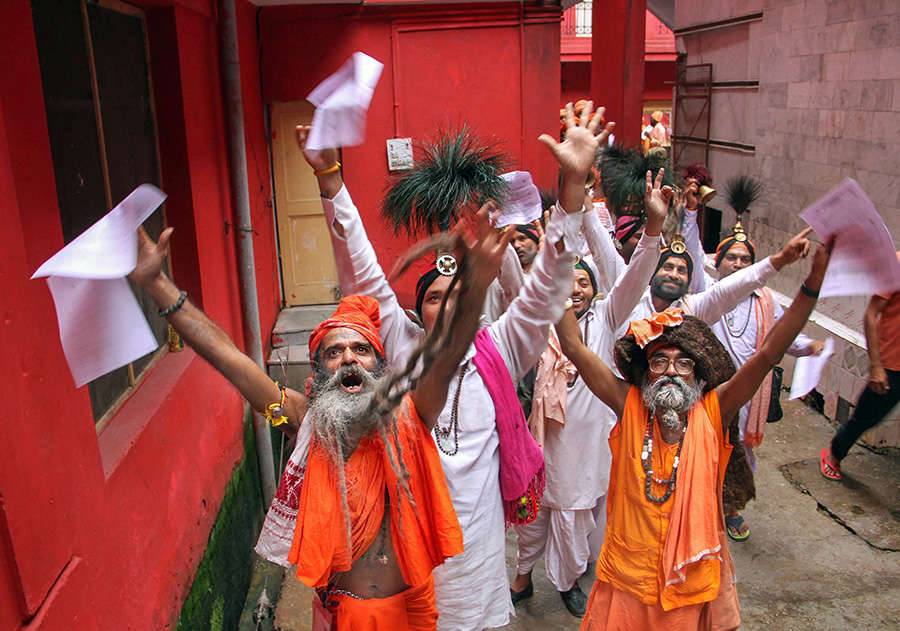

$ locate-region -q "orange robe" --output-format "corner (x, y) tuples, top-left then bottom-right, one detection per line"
(288, 395), (463, 628)
(582, 387), (741, 630)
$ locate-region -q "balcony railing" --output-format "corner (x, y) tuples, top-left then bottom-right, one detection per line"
(562, 1), (592, 38)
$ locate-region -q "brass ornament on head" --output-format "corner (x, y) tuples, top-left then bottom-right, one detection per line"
(436, 254), (458, 276)
(732, 219), (748, 242)
(669, 232), (687, 254)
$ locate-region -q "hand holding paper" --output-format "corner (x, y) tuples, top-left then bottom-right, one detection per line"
(32, 185), (167, 387)
(495, 171), (542, 228)
(305, 52), (384, 150)
(789, 337), (835, 400)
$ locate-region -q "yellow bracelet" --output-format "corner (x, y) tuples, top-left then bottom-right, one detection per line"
(263, 382), (288, 427)
(314, 161), (341, 177)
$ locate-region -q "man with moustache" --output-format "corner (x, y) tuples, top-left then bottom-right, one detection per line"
(295, 102), (612, 630)
(555, 237), (834, 629)
(128, 208), (508, 629)
(512, 224), (540, 272)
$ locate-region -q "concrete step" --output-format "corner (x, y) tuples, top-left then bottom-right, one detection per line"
(271, 303), (337, 349)
(267, 343), (312, 390)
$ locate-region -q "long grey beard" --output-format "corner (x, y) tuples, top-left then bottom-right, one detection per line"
(642, 374), (703, 432)
(308, 364), (385, 463)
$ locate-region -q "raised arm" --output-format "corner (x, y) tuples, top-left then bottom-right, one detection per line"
(581, 205), (623, 293)
(688, 228), (813, 324)
(681, 204), (715, 293)
(129, 228), (306, 433)
(718, 237), (834, 421)
(411, 205), (512, 426)
(602, 168), (670, 329)
(295, 126), (421, 369)
(555, 308), (629, 416)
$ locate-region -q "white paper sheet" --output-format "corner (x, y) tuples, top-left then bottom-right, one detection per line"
(495, 171), (542, 227)
(789, 337), (835, 400)
(32, 184), (167, 386)
(799, 178), (900, 298)
(306, 52), (384, 150)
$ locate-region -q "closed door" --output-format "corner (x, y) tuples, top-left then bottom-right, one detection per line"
(271, 100), (340, 305)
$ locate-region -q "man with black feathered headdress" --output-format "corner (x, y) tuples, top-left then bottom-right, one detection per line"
(554, 239), (834, 629)
(294, 102), (614, 630)
(681, 175), (825, 542)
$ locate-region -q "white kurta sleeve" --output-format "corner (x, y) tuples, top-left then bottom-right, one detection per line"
(489, 207), (580, 382)
(582, 206), (626, 294)
(682, 207), (715, 293)
(772, 299), (817, 357)
(600, 232), (662, 331)
(321, 185), (422, 367)
(686, 257), (778, 325)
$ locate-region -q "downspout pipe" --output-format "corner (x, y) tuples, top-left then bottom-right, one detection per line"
(218, 0), (277, 505)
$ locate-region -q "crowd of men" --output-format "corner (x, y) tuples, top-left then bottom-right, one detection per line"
(126, 101), (897, 630)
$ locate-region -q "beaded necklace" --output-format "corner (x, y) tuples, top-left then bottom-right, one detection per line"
(640, 410), (686, 503)
(434, 361), (469, 455)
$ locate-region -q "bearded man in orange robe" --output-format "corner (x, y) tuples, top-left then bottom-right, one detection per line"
(554, 236), (834, 630)
(129, 205), (512, 630)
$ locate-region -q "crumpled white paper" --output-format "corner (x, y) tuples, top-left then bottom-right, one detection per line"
(306, 52), (384, 150)
(495, 171), (542, 228)
(799, 178), (900, 298)
(32, 184), (167, 386)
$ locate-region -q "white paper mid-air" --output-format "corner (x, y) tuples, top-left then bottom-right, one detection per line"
(32, 184), (167, 387)
(800, 179), (900, 298)
(495, 171), (542, 228)
(305, 52), (384, 150)
(789, 337), (835, 400)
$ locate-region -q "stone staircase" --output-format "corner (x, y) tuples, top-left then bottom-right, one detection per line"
(266, 303), (337, 389)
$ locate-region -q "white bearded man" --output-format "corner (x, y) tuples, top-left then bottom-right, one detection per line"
(291, 102), (614, 630)
(555, 236), (834, 630)
(129, 205), (513, 629)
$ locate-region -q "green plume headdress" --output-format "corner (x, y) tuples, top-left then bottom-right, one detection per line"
(598, 144), (674, 216)
(381, 128), (511, 235)
(724, 174), (762, 218)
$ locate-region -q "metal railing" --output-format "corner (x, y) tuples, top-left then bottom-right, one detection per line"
(562, 1), (592, 38)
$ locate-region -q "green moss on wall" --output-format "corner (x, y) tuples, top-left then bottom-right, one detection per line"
(176, 413), (266, 631)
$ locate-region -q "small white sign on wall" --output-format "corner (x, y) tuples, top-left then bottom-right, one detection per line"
(386, 138), (414, 171)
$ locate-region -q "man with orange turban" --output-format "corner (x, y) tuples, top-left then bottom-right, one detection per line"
(128, 204), (512, 629)
(554, 238), (834, 630)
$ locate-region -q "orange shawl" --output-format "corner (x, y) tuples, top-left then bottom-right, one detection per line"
(744, 288), (776, 448)
(287, 395), (463, 588)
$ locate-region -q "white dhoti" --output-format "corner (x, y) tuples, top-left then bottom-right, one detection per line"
(514, 499), (606, 591)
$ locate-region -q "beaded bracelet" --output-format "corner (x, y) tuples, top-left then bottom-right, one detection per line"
(263, 382), (288, 427)
(159, 290), (188, 317)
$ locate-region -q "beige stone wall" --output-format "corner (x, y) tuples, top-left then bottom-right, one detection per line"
(676, 0), (900, 447)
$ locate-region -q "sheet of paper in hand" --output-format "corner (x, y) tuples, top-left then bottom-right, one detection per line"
(799, 178), (900, 298)
(306, 52), (384, 150)
(31, 184), (167, 387)
(495, 171), (542, 228)
(789, 337), (835, 399)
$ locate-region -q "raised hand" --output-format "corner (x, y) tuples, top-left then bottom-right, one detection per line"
(643, 168), (675, 236)
(771, 227), (814, 270)
(456, 201), (515, 290)
(684, 177), (700, 209)
(539, 102), (614, 178)
(294, 125), (339, 172)
(129, 226), (174, 287)
(802, 233), (835, 289)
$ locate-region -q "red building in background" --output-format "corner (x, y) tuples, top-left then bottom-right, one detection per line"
(0, 0), (663, 628)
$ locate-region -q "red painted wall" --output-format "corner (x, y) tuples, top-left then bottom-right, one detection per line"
(0, 0), (277, 628)
(260, 2), (561, 306)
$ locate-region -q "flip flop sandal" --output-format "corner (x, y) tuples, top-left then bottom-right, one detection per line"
(820, 447), (841, 481)
(725, 514), (750, 542)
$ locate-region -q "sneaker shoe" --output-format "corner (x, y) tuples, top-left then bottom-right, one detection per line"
(559, 582), (587, 617)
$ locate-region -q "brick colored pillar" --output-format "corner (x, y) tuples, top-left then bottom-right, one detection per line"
(591, 0), (646, 146)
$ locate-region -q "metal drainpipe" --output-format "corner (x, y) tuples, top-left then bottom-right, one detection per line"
(219, 0), (276, 505)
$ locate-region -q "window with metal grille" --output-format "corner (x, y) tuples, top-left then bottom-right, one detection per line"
(32, 0), (168, 428)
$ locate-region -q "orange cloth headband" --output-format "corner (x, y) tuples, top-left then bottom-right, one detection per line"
(625, 307), (684, 349)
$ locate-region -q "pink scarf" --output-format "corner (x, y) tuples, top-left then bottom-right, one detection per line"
(744, 289), (776, 448)
(527, 328), (575, 448)
(473, 328), (545, 525)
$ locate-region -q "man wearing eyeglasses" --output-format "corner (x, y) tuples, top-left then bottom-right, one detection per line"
(554, 239), (834, 629)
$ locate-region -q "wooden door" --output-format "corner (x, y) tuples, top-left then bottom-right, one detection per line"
(271, 101), (340, 306)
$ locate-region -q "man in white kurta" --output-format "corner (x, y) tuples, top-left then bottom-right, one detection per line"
(320, 183), (580, 630)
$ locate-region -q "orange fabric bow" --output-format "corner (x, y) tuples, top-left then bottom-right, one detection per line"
(625, 307), (684, 349)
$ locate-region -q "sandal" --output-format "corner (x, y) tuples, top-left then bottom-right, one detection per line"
(725, 514), (750, 542)
(820, 447), (841, 481)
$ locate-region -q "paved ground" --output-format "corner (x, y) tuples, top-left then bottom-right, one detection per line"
(249, 399), (899, 630)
